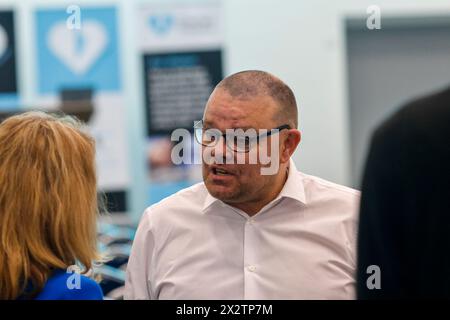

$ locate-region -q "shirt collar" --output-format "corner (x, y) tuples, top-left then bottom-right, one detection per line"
(277, 158), (307, 205)
(202, 159), (307, 213)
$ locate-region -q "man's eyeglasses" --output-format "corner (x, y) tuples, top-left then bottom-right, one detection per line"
(193, 120), (290, 153)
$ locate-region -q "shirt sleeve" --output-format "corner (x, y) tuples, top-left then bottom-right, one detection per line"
(124, 208), (155, 300)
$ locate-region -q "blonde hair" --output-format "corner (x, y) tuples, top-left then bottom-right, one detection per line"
(0, 111), (100, 299)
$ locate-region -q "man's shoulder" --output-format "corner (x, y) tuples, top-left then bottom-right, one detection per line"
(151, 181), (208, 209)
(141, 182), (208, 221)
(298, 171), (360, 206)
(300, 171), (360, 197)
(295, 171), (360, 254)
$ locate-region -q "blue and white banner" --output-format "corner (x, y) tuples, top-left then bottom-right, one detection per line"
(34, 6), (129, 203)
(35, 7), (121, 95)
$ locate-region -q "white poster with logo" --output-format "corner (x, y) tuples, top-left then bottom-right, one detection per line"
(137, 1), (223, 205)
(137, 2), (222, 52)
(35, 6), (129, 212)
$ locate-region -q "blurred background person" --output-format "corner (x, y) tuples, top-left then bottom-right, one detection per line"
(357, 85), (450, 299)
(0, 112), (103, 300)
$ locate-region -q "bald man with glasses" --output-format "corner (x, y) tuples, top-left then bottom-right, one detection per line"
(125, 70), (360, 300)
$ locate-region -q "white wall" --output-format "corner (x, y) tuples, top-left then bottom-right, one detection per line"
(2, 0), (450, 222)
(224, 0), (450, 188)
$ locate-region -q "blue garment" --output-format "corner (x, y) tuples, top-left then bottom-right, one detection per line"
(35, 269), (103, 300)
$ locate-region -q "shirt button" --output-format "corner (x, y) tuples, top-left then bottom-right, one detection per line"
(247, 218), (254, 224)
(247, 265), (256, 272)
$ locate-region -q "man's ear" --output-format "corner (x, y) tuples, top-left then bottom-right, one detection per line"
(281, 130), (301, 163)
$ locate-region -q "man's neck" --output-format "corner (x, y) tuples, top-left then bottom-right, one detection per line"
(229, 165), (289, 217)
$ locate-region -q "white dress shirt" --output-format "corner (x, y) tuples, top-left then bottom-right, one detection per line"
(125, 160), (360, 300)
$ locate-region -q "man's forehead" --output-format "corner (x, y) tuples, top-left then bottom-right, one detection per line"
(204, 103), (245, 120)
(204, 91), (277, 128)
(203, 108), (267, 130)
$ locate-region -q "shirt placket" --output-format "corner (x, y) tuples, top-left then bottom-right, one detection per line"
(243, 215), (259, 300)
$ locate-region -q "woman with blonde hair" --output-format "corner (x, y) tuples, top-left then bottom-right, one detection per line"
(0, 111), (103, 300)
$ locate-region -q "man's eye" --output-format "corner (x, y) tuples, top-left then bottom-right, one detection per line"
(203, 129), (221, 142)
(204, 132), (216, 141)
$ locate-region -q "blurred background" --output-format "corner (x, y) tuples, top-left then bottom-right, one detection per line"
(0, 0), (449, 298)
